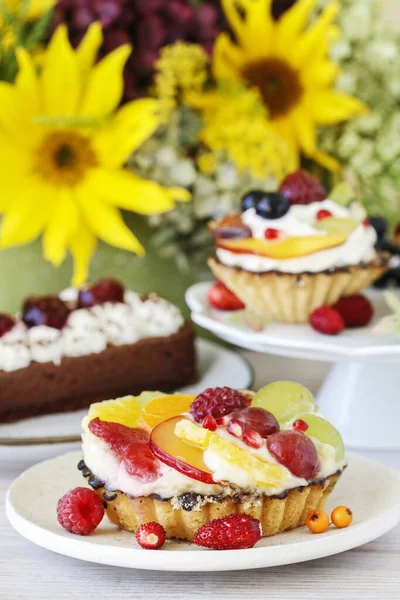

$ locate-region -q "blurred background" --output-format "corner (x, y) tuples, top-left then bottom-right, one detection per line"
(0, 0), (399, 313)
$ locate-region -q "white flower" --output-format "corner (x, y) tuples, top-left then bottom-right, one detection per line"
(341, 2), (373, 41)
(170, 159), (197, 186)
(355, 113), (382, 134)
(216, 163), (239, 190)
(156, 146), (177, 167)
(338, 131), (360, 158)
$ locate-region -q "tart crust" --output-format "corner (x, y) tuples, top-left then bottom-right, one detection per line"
(81, 463), (341, 542)
(209, 256), (389, 323)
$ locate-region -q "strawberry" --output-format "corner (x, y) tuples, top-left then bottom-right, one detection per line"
(194, 514), (262, 550)
(279, 170), (326, 206)
(333, 295), (374, 328)
(123, 442), (160, 482)
(88, 418), (149, 456)
(310, 306), (345, 335)
(207, 281), (245, 311)
(136, 522), (166, 550)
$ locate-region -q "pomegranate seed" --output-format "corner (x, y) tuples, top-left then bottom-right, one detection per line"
(264, 228), (281, 240)
(242, 428), (263, 449)
(216, 416), (230, 427)
(202, 415), (217, 431)
(227, 418), (244, 438)
(293, 419), (309, 432)
(316, 209), (332, 221)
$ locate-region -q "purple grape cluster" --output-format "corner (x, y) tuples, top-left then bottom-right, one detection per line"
(53, 0), (224, 98)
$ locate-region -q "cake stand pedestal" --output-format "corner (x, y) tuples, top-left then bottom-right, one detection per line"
(186, 283), (400, 451)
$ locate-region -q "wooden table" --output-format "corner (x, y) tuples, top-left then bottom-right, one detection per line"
(1, 352), (399, 600)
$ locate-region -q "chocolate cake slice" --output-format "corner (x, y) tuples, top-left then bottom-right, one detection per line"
(0, 279), (197, 423)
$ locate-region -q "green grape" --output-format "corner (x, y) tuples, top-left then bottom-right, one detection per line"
(314, 217), (358, 236)
(251, 382), (317, 424)
(299, 413), (345, 461)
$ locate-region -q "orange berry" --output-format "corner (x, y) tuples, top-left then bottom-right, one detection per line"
(331, 506), (353, 529)
(305, 509), (330, 534)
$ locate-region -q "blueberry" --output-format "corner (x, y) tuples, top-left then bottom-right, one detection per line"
(369, 216), (388, 240)
(241, 190), (266, 212)
(255, 192), (290, 220)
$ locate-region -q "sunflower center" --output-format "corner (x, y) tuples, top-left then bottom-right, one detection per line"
(36, 131), (97, 186)
(241, 58), (303, 119)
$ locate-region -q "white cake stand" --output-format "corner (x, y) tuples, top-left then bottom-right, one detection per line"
(186, 282), (400, 451)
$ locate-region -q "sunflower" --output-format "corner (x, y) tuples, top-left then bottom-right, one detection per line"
(213, 0), (367, 169)
(1, 0), (56, 22)
(0, 24), (189, 285)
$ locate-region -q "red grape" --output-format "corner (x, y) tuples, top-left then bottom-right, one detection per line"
(233, 407), (279, 439)
(266, 430), (318, 480)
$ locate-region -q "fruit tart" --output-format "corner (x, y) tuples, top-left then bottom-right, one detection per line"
(79, 382), (347, 542)
(208, 171), (389, 323)
(0, 278), (196, 423)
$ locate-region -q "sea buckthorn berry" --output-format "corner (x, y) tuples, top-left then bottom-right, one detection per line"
(264, 227), (281, 240)
(293, 419), (309, 432)
(316, 209), (332, 220)
(202, 415), (217, 431)
(331, 506), (353, 529)
(306, 510), (330, 534)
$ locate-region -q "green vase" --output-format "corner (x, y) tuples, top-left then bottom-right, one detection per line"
(0, 215), (211, 316)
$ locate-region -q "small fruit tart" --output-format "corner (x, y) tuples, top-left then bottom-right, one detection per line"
(208, 171), (389, 323)
(79, 382), (347, 542)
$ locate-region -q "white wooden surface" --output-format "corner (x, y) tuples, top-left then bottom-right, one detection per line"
(1, 352), (399, 600)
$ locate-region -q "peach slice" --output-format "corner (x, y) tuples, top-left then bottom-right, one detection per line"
(138, 394), (196, 431)
(150, 416), (215, 484)
(217, 234), (347, 259)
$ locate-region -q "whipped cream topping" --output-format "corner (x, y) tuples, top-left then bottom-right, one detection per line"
(0, 291), (184, 372)
(82, 412), (346, 501)
(216, 200), (378, 274)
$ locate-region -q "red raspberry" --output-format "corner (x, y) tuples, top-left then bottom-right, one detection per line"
(78, 278), (125, 308)
(136, 522), (166, 550)
(208, 281), (245, 311)
(280, 170), (326, 206)
(316, 209), (332, 220)
(123, 442), (160, 482)
(57, 487), (104, 535)
(88, 418), (149, 456)
(194, 514), (262, 550)
(310, 306), (345, 335)
(333, 295), (374, 328)
(264, 228), (281, 240)
(190, 387), (248, 423)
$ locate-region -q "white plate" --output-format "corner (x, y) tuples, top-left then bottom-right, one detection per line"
(186, 283), (400, 362)
(6, 451), (400, 572)
(0, 338), (252, 446)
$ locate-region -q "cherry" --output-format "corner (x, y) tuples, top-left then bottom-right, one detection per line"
(78, 278), (124, 308)
(264, 228), (281, 240)
(266, 430), (318, 480)
(316, 209), (332, 220)
(22, 296), (70, 330)
(123, 442), (160, 482)
(232, 406), (279, 439)
(0, 313), (15, 338)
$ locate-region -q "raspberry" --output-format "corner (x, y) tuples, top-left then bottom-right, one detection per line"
(194, 514), (262, 550)
(78, 278), (124, 308)
(88, 418), (149, 456)
(136, 522), (166, 550)
(279, 170), (326, 206)
(332, 295), (374, 329)
(57, 487), (104, 535)
(310, 306), (345, 335)
(123, 442), (160, 482)
(190, 387), (248, 423)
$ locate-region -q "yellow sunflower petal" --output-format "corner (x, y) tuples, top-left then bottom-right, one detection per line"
(76, 22), (103, 81)
(85, 168), (189, 214)
(15, 48), (40, 115)
(294, 1), (339, 67)
(312, 150), (341, 172)
(41, 25), (80, 116)
(221, 0), (273, 52)
(307, 91), (368, 124)
(77, 189), (144, 255)
(25, 0), (56, 21)
(69, 221), (97, 287)
(212, 33), (245, 82)
(43, 189), (79, 266)
(291, 107), (316, 155)
(0, 179), (51, 247)
(0, 82), (33, 140)
(275, 0), (317, 54)
(79, 44), (132, 118)
(92, 98), (160, 168)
